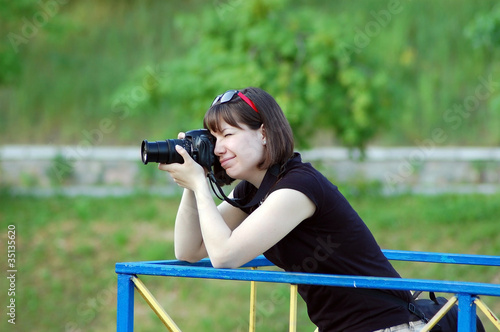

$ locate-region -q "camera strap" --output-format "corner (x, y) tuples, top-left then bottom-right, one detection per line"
(207, 164), (281, 209)
(207, 172), (241, 207)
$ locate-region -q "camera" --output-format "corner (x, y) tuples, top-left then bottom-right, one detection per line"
(141, 129), (216, 170)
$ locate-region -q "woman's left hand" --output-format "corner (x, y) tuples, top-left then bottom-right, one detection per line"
(158, 145), (207, 191)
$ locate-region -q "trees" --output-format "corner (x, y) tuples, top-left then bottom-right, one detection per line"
(2, 1), (498, 147)
(144, 0), (394, 152)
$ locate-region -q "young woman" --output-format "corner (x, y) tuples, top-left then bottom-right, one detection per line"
(159, 87), (425, 332)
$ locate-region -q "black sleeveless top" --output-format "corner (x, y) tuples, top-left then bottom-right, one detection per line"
(233, 153), (413, 332)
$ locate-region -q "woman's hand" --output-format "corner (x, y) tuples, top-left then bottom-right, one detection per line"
(158, 132), (207, 191)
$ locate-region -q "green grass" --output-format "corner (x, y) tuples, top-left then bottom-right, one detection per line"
(0, 192), (499, 331)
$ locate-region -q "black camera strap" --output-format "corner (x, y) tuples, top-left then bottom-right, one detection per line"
(208, 172), (241, 207)
(207, 163), (281, 209)
(208, 153), (302, 209)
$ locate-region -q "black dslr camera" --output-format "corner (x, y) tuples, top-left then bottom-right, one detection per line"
(141, 129), (216, 170)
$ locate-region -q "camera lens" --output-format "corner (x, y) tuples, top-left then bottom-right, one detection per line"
(141, 139), (186, 164)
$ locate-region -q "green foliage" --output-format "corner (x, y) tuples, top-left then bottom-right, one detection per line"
(1, 0), (500, 148)
(0, 0), (73, 85)
(465, 3), (500, 50)
(136, 0), (392, 151)
(47, 153), (75, 186)
(0, 0), (36, 84)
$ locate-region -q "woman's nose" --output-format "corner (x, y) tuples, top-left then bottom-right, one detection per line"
(214, 140), (225, 156)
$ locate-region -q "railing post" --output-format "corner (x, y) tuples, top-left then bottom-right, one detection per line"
(289, 284), (298, 332)
(249, 279), (257, 332)
(457, 293), (476, 332)
(117, 273), (135, 332)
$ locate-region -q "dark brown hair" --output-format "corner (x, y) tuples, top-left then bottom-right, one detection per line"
(204, 87), (294, 170)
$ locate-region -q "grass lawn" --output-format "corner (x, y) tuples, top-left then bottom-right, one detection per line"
(0, 192), (499, 331)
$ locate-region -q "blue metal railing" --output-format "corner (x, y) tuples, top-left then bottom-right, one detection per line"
(116, 250), (500, 331)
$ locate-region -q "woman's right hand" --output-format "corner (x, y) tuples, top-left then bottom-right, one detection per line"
(158, 132), (208, 192)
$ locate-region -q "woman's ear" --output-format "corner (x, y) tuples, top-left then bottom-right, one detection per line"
(259, 124), (266, 145)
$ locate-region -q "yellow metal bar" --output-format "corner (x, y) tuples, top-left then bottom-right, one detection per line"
(249, 267), (257, 332)
(475, 298), (500, 331)
(289, 284), (298, 332)
(420, 296), (457, 332)
(249, 280), (256, 332)
(131, 276), (182, 332)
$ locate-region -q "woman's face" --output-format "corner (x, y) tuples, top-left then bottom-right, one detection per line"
(210, 119), (266, 185)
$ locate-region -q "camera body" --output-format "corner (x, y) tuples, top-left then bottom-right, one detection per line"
(141, 129), (216, 169)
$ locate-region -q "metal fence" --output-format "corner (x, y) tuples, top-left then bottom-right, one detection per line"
(116, 249), (500, 332)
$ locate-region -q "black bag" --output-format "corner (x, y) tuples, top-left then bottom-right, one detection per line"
(414, 292), (485, 332)
(358, 289), (486, 332)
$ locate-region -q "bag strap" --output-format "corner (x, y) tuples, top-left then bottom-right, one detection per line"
(429, 291), (439, 304)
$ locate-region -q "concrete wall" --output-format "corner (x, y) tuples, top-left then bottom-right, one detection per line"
(302, 147), (500, 195)
(1, 145), (499, 196)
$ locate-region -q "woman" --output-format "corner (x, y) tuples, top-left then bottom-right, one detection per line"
(159, 87), (425, 332)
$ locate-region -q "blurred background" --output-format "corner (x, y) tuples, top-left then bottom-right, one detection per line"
(1, 0), (500, 331)
(2, 0), (500, 147)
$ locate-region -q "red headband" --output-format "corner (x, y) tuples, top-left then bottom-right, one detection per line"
(237, 92), (258, 113)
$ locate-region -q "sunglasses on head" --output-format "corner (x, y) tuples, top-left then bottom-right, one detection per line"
(211, 90), (258, 113)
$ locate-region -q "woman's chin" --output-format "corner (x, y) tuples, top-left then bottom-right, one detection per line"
(225, 169), (238, 179)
